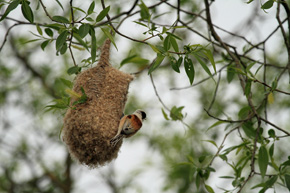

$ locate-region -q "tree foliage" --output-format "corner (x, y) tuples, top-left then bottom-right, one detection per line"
(1, 0), (290, 192)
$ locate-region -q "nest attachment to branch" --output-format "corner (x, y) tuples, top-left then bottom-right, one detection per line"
(62, 39), (134, 167)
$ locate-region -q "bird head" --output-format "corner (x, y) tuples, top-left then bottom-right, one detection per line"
(134, 110), (146, 121)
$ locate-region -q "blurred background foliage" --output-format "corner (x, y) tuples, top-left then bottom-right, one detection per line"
(1, 0), (290, 193)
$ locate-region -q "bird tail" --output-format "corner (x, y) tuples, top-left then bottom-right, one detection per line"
(110, 135), (124, 147)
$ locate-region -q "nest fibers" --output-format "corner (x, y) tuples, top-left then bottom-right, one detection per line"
(62, 39), (134, 167)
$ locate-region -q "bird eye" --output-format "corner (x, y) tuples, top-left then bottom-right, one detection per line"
(125, 128), (129, 131)
(141, 111), (146, 119)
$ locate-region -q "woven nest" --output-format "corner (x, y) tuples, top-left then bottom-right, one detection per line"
(62, 39), (134, 167)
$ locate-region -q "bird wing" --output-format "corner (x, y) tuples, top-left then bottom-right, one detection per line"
(112, 115), (128, 138)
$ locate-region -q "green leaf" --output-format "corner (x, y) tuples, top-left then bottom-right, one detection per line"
(170, 36), (179, 52)
(161, 108), (169, 120)
(252, 175), (278, 192)
(282, 160), (290, 167)
(96, 6), (110, 22)
(187, 155), (194, 163)
(0, 0), (20, 21)
(87, 1), (95, 15)
(59, 78), (73, 88)
(285, 174), (290, 192)
(232, 67), (247, 76)
(149, 44), (161, 54)
(264, 175), (277, 188)
(193, 53), (213, 81)
(52, 15), (70, 24)
(139, 1), (150, 20)
(196, 173), (201, 189)
(207, 120), (226, 131)
(101, 27), (117, 50)
(204, 49), (216, 73)
(238, 106), (252, 119)
(22, 38), (41, 44)
(162, 26), (168, 34)
(245, 79), (252, 97)
(184, 56), (195, 85)
(163, 35), (171, 51)
(56, 30), (68, 51)
(73, 87), (88, 105)
(67, 66), (81, 75)
(45, 99), (69, 110)
(202, 140), (218, 148)
(255, 64), (263, 75)
(269, 143), (274, 158)
(45, 23), (63, 31)
(261, 0), (274, 9)
(219, 176), (234, 179)
(227, 64), (236, 83)
(36, 24), (42, 35)
(90, 27), (97, 63)
(41, 40), (50, 50)
(219, 154), (227, 161)
(86, 17), (94, 22)
(148, 54), (165, 74)
(72, 7), (86, 14)
(120, 55), (149, 67)
(251, 182), (266, 189)
(166, 32), (182, 40)
(0, 3), (5, 11)
(169, 56), (180, 73)
(80, 87), (87, 98)
(21, 0), (34, 23)
(268, 92), (274, 104)
(120, 55), (137, 66)
(241, 121), (256, 138)
(59, 42), (67, 55)
(78, 23), (90, 38)
(170, 106), (184, 121)
(223, 142), (250, 155)
(205, 184), (215, 193)
(72, 87), (88, 106)
(246, 61), (256, 73)
(73, 33), (89, 51)
(177, 56), (183, 67)
(55, 0), (64, 10)
(133, 21), (148, 28)
(268, 129), (275, 138)
(271, 78), (278, 91)
(258, 145), (269, 178)
(45, 28), (54, 37)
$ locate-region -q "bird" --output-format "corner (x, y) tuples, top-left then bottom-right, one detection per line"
(110, 110), (146, 147)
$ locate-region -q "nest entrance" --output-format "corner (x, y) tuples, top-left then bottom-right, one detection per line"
(63, 40), (134, 167)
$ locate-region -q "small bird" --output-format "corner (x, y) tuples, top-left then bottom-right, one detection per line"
(110, 110), (146, 147)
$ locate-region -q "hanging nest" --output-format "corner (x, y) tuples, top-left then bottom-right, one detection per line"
(62, 39), (134, 167)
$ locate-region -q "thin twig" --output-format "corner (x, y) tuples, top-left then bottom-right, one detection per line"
(170, 64), (229, 90)
(209, 125), (240, 166)
(204, 108), (254, 124)
(260, 117), (290, 136)
(262, 43), (268, 120)
(253, 79), (290, 95)
(39, 0), (54, 21)
(207, 71), (221, 111)
(68, 0), (77, 66)
(0, 23), (20, 52)
(276, 1), (290, 82)
(150, 74), (170, 111)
